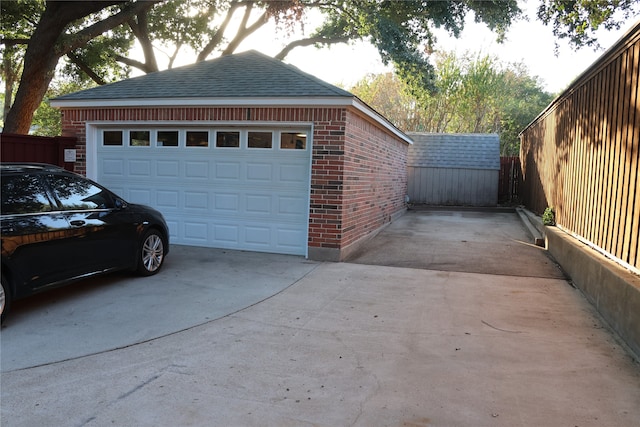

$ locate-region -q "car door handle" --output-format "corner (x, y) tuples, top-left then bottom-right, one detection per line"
(70, 220), (86, 227)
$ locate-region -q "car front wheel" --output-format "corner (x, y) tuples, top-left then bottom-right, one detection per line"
(137, 230), (166, 276)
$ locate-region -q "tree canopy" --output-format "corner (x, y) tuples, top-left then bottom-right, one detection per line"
(349, 53), (554, 155)
(1, 0), (637, 134)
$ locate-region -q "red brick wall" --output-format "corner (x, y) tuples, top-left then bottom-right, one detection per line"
(60, 105), (408, 258)
(342, 109), (408, 248)
(308, 109), (347, 252)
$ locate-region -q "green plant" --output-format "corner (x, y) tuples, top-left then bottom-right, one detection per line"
(542, 207), (555, 226)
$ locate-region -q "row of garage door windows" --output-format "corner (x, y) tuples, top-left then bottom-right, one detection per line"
(102, 129), (308, 150)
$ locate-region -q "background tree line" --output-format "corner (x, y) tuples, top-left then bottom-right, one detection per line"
(348, 52), (555, 155)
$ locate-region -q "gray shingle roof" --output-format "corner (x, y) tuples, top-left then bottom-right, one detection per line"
(54, 50), (353, 101)
(407, 133), (500, 170)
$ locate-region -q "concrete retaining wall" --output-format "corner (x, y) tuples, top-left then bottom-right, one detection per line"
(544, 226), (640, 359)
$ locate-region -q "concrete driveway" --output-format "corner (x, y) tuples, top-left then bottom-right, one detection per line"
(2, 208), (639, 427)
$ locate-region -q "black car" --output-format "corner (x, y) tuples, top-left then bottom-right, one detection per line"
(1, 163), (170, 322)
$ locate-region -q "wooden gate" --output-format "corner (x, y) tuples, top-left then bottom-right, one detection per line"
(498, 156), (521, 203)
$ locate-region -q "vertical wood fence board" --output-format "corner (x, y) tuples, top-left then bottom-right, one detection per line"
(582, 78), (596, 243)
(628, 41), (640, 266)
(611, 53), (626, 255)
(618, 47), (633, 259)
(593, 70), (606, 247)
(602, 60), (616, 253)
(625, 43), (640, 265)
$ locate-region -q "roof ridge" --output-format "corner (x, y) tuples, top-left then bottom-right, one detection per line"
(54, 50), (354, 101)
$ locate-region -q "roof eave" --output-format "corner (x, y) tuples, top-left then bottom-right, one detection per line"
(49, 96), (354, 108)
(50, 96), (414, 145)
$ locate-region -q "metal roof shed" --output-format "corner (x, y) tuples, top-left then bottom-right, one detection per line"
(407, 133), (500, 206)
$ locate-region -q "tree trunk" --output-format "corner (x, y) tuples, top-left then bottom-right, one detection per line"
(2, 3), (70, 134)
(2, 48), (20, 123)
(3, 0), (146, 134)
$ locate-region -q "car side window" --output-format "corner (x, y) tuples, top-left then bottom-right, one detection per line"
(1, 175), (53, 215)
(47, 174), (114, 210)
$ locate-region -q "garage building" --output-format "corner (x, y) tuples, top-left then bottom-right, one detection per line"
(52, 50), (411, 261)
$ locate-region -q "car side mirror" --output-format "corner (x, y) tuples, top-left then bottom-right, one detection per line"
(114, 198), (128, 209)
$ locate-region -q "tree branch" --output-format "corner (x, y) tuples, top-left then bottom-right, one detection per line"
(113, 54), (152, 73)
(127, 10), (159, 73)
(197, 2), (242, 61)
(55, 0), (161, 56)
(66, 52), (107, 85)
(275, 35), (350, 60)
(1, 38), (30, 47)
(221, 7), (268, 55)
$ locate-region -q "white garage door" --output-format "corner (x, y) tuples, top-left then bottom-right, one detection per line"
(95, 127), (311, 256)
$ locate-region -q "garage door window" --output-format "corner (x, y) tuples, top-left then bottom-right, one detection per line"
(157, 130), (179, 147)
(186, 131), (209, 147)
(130, 131), (150, 147)
(281, 132), (306, 150)
(248, 131), (272, 149)
(216, 131), (240, 148)
(103, 130), (123, 146)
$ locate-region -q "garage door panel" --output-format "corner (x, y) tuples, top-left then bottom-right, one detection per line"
(277, 227), (306, 249)
(246, 194), (272, 214)
(244, 225), (271, 247)
(215, 162), (241, 180)
(157, 190), (179, 208)
(214, 193), (239, 212)
(184, 191), (209, 210)
(246, 162), (273, 181)
(278, 195), (307, 216)
(102, 159), (125, 176)
(185, 161), (209, 178)
(279, 164), (308, 183)
(157, 160), (179, 177)
(213, 223), (240, 244)
(129, 160), (151, 176)
(129, 188), (152, 205)
(184, 221), (209, 243)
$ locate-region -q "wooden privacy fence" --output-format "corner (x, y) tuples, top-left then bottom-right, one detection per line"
(1, 133), (77, 171)
(498, 156), (520, 202)
(520, 21), (639, 270)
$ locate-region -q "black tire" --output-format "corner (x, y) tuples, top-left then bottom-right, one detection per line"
(136, 229), (166, 276)
(1, 275), (11, 325)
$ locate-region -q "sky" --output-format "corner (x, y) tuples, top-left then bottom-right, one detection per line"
(220, 4), (638, 95)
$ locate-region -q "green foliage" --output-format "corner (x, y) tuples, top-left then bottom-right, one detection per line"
(349, 52), (554, 155)
(542, 207), (556, 226)
(313, 0), (522, 97)
(32, 80), (98, 136)
(537, 0), (639, 50)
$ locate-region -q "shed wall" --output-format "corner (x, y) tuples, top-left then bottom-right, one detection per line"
(407, 133), (499, 206)
(408, 167), (498, 206)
